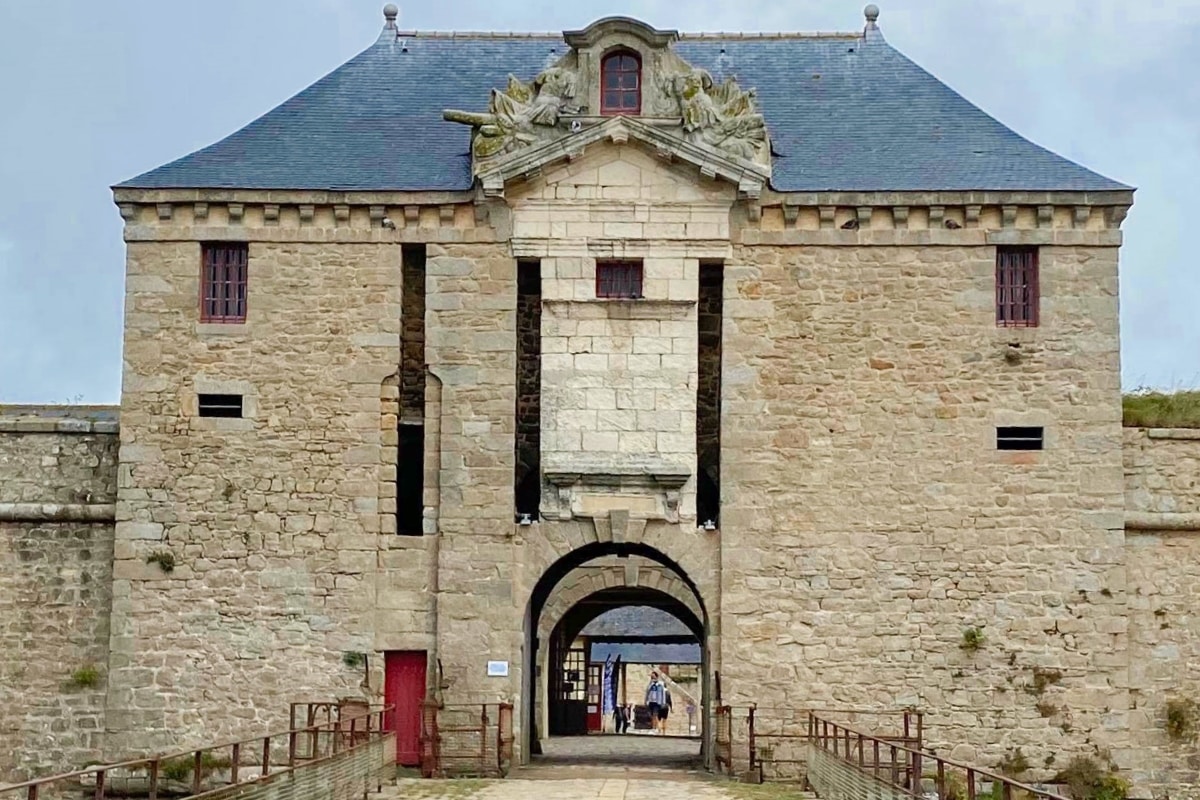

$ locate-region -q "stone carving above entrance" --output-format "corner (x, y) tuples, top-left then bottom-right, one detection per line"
(442, 16), (771, 182)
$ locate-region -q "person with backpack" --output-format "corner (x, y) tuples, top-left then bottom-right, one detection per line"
(644, 671), (669, 735)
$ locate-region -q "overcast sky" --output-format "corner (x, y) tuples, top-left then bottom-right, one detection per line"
(0, 1), (1196, 403)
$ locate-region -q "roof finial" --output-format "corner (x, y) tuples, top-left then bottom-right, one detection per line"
(383, 4), (399, 29)
(864, 4), (880, 28)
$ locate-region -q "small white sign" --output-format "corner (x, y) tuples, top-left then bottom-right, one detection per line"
(487, 660), (509, 677)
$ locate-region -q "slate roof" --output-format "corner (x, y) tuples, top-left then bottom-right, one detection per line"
(581, 606), (695, 638)
(118, 24), (1128, 193)
(590, 642), (702, 665)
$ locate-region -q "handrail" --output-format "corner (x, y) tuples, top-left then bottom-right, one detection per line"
(809, 713), (1070, 800)
(0, 703), (395, 797)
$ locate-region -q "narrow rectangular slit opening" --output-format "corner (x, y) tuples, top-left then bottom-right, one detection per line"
(515, 260), (542, 519)
(397, 243), (426, 535)
(697, 261), (723, 527)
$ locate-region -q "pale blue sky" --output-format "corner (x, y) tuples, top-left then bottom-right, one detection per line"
(1, 1), (1196, 403)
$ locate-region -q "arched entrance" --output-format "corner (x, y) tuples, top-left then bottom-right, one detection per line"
(522, 541), (712, 768)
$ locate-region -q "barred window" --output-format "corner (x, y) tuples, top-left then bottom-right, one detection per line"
(996, 247), (1038, 327)
(596, 260), (644, 299)
(201, 243), (248, 323)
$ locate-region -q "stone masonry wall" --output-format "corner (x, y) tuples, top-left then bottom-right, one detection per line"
(110, 213), (421, 757)
(1123, 427), (1200, 794)
(0, 410), (118, 781)
(720, 240), (1128, 779)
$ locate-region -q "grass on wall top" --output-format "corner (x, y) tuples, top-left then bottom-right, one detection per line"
(1123, 390), (1200, 428)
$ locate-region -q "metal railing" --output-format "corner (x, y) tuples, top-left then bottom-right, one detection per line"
(754, 706), (922, 781)
(0, 705), (395, 800)
(808, 713), (1070, 800)
(713, 704), (921, 781)
(714, 705), (734, 774)
(419, 702), (513, 779)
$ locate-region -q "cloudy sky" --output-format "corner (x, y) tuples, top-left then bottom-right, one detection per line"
(0, 1), (1196, 403)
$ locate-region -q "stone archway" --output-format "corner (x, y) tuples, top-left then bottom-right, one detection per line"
(534, 556), (705, 739)
(520, 539), (714, 767)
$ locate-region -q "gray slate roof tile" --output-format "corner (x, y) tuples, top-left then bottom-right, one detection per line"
(118, 27), (1127, 193)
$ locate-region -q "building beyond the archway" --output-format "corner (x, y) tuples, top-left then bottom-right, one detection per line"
(13, 4), (1200, 798)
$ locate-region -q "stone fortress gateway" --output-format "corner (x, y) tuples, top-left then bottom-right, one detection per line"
(9, 3), (1200, 796)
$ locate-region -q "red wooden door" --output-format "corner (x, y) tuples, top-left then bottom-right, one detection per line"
(585, 663), (602, 733)
(385, 651), (427, 766)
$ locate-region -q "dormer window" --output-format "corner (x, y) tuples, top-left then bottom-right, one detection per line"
(600, 50), (641, 115)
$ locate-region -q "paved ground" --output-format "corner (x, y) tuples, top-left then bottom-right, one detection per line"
(385, 734), (815, 799)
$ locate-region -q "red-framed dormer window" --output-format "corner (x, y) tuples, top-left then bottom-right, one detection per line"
(601, 50), (641, 115)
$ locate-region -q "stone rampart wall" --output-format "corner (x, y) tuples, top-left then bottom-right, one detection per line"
(0, 409), (118, 782)
(1122, 427), (1200, 795)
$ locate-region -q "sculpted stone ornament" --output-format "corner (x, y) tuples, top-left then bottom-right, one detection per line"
(443, 67), (580, 160)
(655, 54), (769, 165)
(442, 35), (771, 176)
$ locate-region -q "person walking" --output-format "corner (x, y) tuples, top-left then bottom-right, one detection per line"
(645, 671), (669, 735)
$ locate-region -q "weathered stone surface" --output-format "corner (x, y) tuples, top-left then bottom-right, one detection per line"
(0, 417), (117, 782)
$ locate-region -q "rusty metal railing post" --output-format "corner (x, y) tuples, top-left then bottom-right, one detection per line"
(192, 751), (203, 796)
(94, 769), (106, 800)
(289, 729), (298, 766)
(479, 705), (488, 774)
(230, 743), (240, 784)
(873, 739), (880, 779)
(25, 784), (37, 800)
(262, 736), (271, 776)
(748, 705), (757, 774)
(148, 758), (159, 800)
(890, 744), (900, 787)
(967, 768), (977, 800)
(937, 760), (945, 800)
(333, 719), (341, 754)
(857, 733), (864, 767)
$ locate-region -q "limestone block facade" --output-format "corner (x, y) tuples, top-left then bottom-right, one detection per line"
(8, 7), (1200, 800)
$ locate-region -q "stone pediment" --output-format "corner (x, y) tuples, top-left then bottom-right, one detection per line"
(473, 115), (769, 200)
(442, 16), (771, 191)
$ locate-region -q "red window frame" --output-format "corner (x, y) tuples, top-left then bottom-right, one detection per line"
(201, 243), (248, 323)
(600, 50), (641, 115)
(596, 260), (644, 299)
(995, 246), (1039, 327)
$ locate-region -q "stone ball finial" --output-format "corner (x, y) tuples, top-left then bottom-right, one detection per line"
(383, 3), (399, 25)
(864, 4), (880, 23)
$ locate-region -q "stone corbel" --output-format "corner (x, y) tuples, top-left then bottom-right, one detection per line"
(965, 205), (981, 228)
(1073, 206), (1090, 229)
(156, 203), (173, 221)
(818, 206), (836, 230)
(928, 206), (945, 228)
(892, 206), (909, 229)
(439, 205), (456, 225)
(334, 204), (350, 224)
(856, 207), (872, 229)
(193, 202), (209, 221)
(404, 205), (420, 226)
(369, 205), (386, 226)
(1037, 205), (1053, 229)
(1104, 206), (1130, 229)
(228, 203), (244, 224)
(664, 488), (682, 523)
(118, 203), (137, 222)
(1001, 205), (1018, 228)
(745, 200), (762, 222)
(263, 204), (280, 225)
(782, 204), (799, 227)
(557, 485), (573, 521)
(481, 175), (505, 198)
(299, 204), (315, 225)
